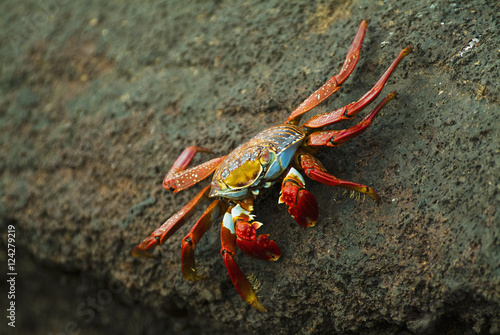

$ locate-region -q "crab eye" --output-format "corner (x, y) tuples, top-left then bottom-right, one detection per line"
(259, 149), (273, 166)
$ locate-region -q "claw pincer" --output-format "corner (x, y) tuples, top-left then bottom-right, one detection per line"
(279, 167), (319, 227)
(232, 205), (281, 261)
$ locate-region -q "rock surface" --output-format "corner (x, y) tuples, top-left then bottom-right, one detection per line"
(0, 0), (498, 334)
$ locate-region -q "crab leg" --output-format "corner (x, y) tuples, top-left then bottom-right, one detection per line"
(132, 185), (211, 257)
(306, 92), (397, 147)
(220, 209), (267, 312)
(303, 46), (413, 129)
(286, 20), (368, 125)
(163, 145), (225, 193)
(298, 151), (380, 203)
(279, 167), (319, 227)
(181, 199), (227, 280)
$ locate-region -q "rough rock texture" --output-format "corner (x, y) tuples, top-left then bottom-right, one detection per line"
(0, 0), (499, 334)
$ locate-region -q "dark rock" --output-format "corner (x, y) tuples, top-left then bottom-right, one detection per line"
(1, 0), (498, 334)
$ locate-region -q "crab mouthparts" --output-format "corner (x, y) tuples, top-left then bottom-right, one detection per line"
(209, 181), (222, 197)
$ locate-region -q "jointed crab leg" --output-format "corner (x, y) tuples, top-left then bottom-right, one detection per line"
(182, 199), (228, 280)
(163, 145), (225, 193)
(286, 20), (368, 125)
(303, 46), (413, 129)
(164, 146), (211, 179)
(298, 151), (380, 202)
(132, 185), (211, 257)
(306, 92), (398, 147)
(220, 209), (267, 312)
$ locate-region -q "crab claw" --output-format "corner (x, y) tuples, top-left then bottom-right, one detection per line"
(232, 205), (281, 261)
(235, 222), (281, 261)
(279, 167), (319, 227)
(286, 188), (319, 227)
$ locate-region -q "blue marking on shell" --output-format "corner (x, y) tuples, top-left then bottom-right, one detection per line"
(264, 140), (303, 180)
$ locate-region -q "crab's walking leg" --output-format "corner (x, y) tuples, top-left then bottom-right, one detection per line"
(307, 92), (397, 147)
(220, 209), (267, 312)
(181, 199), (228, 280)
(286, 20), (368, 125)
(163, 145), (225, 193)
(279, 167), (319, 227)
(132, 185), (211, 257)
(298, 151), (380, 203)
(303, 46), (412, 129)
(164, 146), (211, 181)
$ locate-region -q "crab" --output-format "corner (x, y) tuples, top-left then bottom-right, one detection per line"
(133, 20), (412, 311)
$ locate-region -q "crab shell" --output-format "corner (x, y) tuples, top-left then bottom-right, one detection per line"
(210, 124), (305, 200)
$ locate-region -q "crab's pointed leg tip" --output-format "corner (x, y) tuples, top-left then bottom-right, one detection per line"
(132, 237), (160, 258)
(131, 248), (156, 258)
(306, 220), (317, 228)
(252, 301), (267, 312)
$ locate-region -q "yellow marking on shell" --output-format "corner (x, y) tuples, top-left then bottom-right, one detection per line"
(223, 159), (262, 188)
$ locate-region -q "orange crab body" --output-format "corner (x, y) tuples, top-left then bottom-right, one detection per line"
(133, 21), (412, 311)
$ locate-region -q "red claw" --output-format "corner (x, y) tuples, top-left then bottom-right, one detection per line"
(288, 188), (319, 227)
(235, 221), (281, 261)
(279, 168), (319, 227)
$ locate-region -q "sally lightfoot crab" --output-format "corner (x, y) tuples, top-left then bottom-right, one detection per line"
(133, 20), (412, 311)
